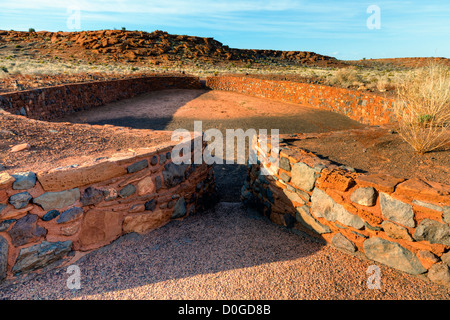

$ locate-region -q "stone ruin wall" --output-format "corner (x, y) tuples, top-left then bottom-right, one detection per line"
(206, 75), (396, 125)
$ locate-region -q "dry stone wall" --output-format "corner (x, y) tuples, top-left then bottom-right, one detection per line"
(242, 135), (450, 286)
(206, 75), (396, 125)
(0, 75), (218, 282)
(0, 75), (201, 121)
(0, 141), (217, 281)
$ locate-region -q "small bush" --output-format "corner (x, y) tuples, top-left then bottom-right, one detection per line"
(393, 62), (450, 153)
(327, 67), (363, 88)
(28, 28), (36, 33)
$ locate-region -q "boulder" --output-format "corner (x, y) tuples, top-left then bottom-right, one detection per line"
(414, 219), (450, 246)
(33, 188), (80, 211)
(311, 188), (364, 229)
(363, 237), (426, 275)
(8, 214), (47, 246)
(380, 193), (414, 227)
(12, 241), (72, 274)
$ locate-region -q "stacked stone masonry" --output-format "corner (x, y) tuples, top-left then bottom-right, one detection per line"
(0, 75), (216, 282)
(0, 75), (201, 121)
(207, 75), (396, 125)
(242, 136), (450, 286)
(0, 141), (217, 281)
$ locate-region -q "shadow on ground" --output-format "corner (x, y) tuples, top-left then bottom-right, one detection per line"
(0, 202), (326, 299)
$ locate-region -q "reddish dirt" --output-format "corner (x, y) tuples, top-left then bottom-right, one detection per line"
(0, 111), (172, 174)
(285, 127), (450, 185)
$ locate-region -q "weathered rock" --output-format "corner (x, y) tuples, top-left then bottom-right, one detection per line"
(441, 251), (450, 266)
(363, 237), (426, 275)
(283, 189), (305, 205)
(37, 161), (126, 192)
(296, 206), (331, 234)
(279, 157), (291, 172)
(57, 207), (84, 224)
(380, 193), (415, 228)
(280, 172), (291, 183)
(0, 204), (6, 215)
(163, 162), (188, 188)
(78, 209), (122, 250)
(0, 172), (14, 188)
(129, 204), (145, 213)
(123, 210), (169, 234)
(11, 172), (37, 190)
(42, 210), (60, 222)
(150, 155), (158, 166)
(414, 219), (450, 246)
(331, 233), (356, 253)
(443, 206), (450, 224)
(417, 250), (440, 269)
(0, 236), (8, 282)
(137, 177), (155, 196)
(311, 188), (364, 229)
(291, 162), (316, 192)
(127, 159), (148, 173)
(10, 143), (30, 153)
(9, 192), (32, 209)
(159, 153), (167, 165)
(155, 176), (162, 191)
(381, 220), (413, 241)
(103, 188), (118, 201)
(119, 184), (136, 198)
(8, 214), (47, 246)
(33, 188), (80, 211)
(0, 219), (15, 232)
(350, 187), (377, 207)
(412, 200), (443, 212)
(145, 199), (156, 211)
(60, 222), (80, 236)
(428, 262), (450, 287)
(80, 187), (104, 206)
(12, 240), (72, 275)
(364, 221), (382, 231)
(171, 197), (186, 219)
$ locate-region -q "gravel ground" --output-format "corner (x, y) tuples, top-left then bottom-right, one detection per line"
(1, 202), (449, 300)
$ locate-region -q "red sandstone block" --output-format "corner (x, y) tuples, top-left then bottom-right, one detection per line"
(37, 160), (127, 192)
(395, 179), (450, 204)
(355, 173), (405, 193)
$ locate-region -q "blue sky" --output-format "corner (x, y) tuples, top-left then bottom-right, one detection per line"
(0, 0), (449, 60)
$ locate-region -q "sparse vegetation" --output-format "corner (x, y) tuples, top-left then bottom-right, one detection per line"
(326, 67), (363, 88)
(393, 62), (450, 154)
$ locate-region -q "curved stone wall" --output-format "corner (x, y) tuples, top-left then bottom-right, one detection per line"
(0, 139), (216, 281)
(0, 75), (217, 282)
(0, 75), (201, 121)
(242, 135), (450, 286)
(206, 75), (396, 125)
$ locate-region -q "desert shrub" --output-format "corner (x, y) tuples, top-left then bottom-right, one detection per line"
(28, 28), (36, 33)
(327, 67), (363, 88)
(393, 62), (450, 153)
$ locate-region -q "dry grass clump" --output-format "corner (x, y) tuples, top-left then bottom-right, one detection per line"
(326, 67), (364, 88)
(393, 62), (450, 154)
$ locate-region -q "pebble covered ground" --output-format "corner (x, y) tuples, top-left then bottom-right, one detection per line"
(1, 202), (449, 300)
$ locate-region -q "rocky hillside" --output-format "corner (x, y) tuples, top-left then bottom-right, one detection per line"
(0, 29), (342, 67)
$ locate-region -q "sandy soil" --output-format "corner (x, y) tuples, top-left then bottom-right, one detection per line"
(1, 202), (449, 300)
(288, 128), (450, 185)
(0, 111), (173, 174)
